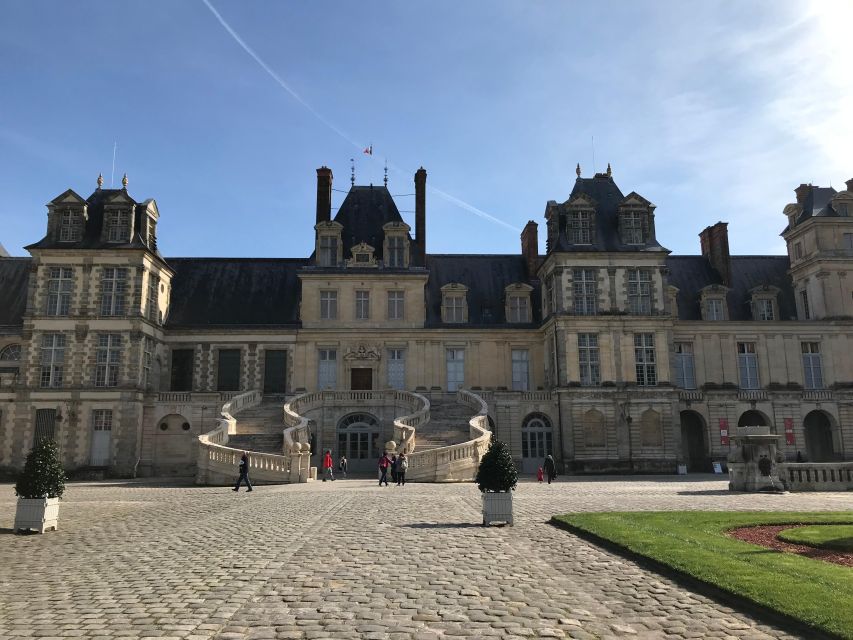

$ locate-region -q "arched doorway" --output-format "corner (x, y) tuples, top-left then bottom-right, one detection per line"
(737, 410), (769, 428)
(521, 413), (553, 474)
(679, 410), (709, 472)
(804, 410), (836, 462)
(337, 413), (381, 473)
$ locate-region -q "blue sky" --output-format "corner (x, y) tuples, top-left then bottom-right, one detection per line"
(1, 1), (850, 258)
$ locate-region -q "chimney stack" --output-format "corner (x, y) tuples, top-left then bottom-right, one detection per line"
(794, 183), (812, 205)
(521, 220), (539, 278)
(845, 178), (853, 193)
(415, 167), (427, 265)
(316, 166), (333, 224)
(699, 222), (732, 287)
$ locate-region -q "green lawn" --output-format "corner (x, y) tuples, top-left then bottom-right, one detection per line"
(552, 512), (853, 639)
(778, 524), (853, 552)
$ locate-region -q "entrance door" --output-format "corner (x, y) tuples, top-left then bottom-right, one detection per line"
(679, 411), (708, 472)
(90, 409), (112, 466)
(351, 368), (372, 390)
(804, 411), (835, 462)
(263, 350), (287, 394)
(337, 413), (380, 473)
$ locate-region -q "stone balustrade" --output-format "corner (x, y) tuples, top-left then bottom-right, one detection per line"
(780, 462), (853, 491)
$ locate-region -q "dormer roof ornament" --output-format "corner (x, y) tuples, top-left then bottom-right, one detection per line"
(97, 173), (104, 189)
(575, 163), (581, 178)
(606, 163), (612, 177)
(121, 173), (128, 189)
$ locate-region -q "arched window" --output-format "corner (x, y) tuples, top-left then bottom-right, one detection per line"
(737, 410), (769, 428)
(0, 344), (21, 361)
(521, 413), (553, 460)
(337, 413), (380, 461)
(640, 409), (663, 447)
(583, 410), (605, 448)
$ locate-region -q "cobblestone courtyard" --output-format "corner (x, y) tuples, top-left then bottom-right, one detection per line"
(1, 476), (852, 640)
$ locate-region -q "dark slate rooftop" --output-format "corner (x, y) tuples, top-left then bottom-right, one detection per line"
(796, 186), (838, 224)
(0, 257), (31, 330)
(165, 258), (306, 328)
(424, 255), (540, 327)
(667, 255), (797, 321)
(0, 241), (9, 257)
(332, 185), (410, 261)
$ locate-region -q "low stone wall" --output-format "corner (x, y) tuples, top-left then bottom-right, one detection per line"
(780, 462), (853, 491)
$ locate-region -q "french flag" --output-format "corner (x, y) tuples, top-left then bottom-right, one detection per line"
(363, 144), (373, 155)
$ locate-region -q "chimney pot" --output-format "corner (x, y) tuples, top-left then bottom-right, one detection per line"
(699, 221), (732, 286)
(316, 167), (333, 224)
(794, 183), (812, 205)
(521, 221), (539, 278)
(845, 178), (853, 193)
(414, 168), (427, 266)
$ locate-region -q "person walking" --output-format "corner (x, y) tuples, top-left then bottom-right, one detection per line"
(390, 454), (398, 484)
(338, 455), (348, 479)
(396, 452), (409, 486)
(233, 452), (253, 492)
(378, 452), (391, 486)
(322, 449), (335, 482)
(543, 454), (557, 485)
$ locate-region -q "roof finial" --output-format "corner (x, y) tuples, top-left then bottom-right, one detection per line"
(97, 173), (104, 189)
(606, 162), (612, 177)
(121, 173), (128, 189)
(576, 163), (581, 178)
(350, 158), (355, 187)
(383, 160), (388, 187)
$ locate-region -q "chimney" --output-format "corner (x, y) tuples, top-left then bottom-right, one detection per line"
(414, 167), (427, 265)
(316, 166), (333, 224)
(794, 183), (812, 205)
(845, 178), (853, 193)
(699, 222), (732, 286)
(521, 220), (539, 277)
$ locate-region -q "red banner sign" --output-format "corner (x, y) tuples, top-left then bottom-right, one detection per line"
(784, 417), (795, 445)
(719, 418), (729, 445)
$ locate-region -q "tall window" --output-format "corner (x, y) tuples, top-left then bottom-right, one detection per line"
(170, 348), (194, 392)
(387, 290), (405, 320)
(572, 269), (597, 315)
(319, 236), (338, 266)
(508, 295), (529, 323)
(388, 348), (405, 390)
(100, 267), (128, 316)
(568, 211), (592, 244)
(355, 290), (370, 320)
(756, 298), (774, 321)
(511, 349), (529, 391)
(216, 349), (241, 392)
(142, 336), (153, 390)
(320, 291), (337, 320)
(59, 210), (81, 242)
(40, 333), (66, 388)
(706, 298), (724, 321)
(107, 210), (130, 242)
(634, 333), (657, 386)
(674, 342), (696, 389)
(578, 333), (600, 386)
(446, 348), (465, 391)
(801, 290), (811, 320)
(443, 295), (465, 323)
(147, 274), (159, 323)
(95, 333), (122, 388)
(795, 242), (803, 259)
(318, 349), (337, 390)
(45, 267), (73, 316)
(843, 232), (853, 254)
(627, 269), (652, 315)
(387, 236), (405, 267)
(621, 211), (643, 244)
(802, 342), (823, 390)
(545, 276), (555, 315)
(737, 342), (760, 389)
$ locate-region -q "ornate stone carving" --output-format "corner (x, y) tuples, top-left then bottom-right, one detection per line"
(343, 343), (381, 361)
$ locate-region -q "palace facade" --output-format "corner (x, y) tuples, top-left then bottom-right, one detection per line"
(1, 166), (852, 479)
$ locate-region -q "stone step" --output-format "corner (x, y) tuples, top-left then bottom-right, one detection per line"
(227, 433), (284, 455)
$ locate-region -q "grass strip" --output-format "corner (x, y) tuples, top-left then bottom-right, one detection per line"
(778, 524), (853, 552)
(552, 511), (853, 640)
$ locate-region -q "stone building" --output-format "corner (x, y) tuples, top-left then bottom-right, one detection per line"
(1, 167), (852, 479)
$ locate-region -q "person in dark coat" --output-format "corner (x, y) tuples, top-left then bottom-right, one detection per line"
(543, 454), (557, 485)
(390, 454), (399, 484)
(396, 452), (409, 486)
(233, 452), (253, 492)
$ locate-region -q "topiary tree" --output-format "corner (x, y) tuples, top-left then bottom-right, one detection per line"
(15, 438), (66, 500)
(475, 438), (518, 493)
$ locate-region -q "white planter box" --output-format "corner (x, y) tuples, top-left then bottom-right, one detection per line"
(14, 497), (60, 533)
(482, 491), (513, 526)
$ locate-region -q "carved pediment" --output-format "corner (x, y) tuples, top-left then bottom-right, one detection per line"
(47, 189), (85, 206)
(343, 343), (381, 361)
(620, 192), (654, 208)
(566, 193), (597, 208)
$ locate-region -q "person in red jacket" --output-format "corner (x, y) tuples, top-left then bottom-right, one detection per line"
(378, 452), (391, 486)
(322, 449), (335, 482)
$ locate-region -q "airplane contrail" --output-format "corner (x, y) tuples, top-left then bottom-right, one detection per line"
(200, 0), (520, 233)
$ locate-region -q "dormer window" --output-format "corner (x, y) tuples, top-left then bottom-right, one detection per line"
(441, 283), (468, 323)
(621, 211), (644, 244)
(505, 283), (533, 323)
(59, 209), (82, 242)
(106, 210), (131, 243)
(700, 285), (729, 321)
(319, 236), (338, 266)
(568, 210), (593, 244)
(387, 236), (405, 267)
(750, 286), (779, 321)
(315, 220), (343, 267)
(382, 221), (411, 268)
(618, 194), (655, 246)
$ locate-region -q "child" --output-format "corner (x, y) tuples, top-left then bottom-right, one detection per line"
(537, 467), (544, 483)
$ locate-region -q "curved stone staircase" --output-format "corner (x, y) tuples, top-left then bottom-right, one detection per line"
(413, 401), (473, 452)
(224, 400), (285, 454)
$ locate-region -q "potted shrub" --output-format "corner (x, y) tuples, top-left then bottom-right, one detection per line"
(14, 438), (66, 533)
(475, 438), (518, 526)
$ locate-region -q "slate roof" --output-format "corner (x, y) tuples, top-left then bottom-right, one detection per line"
(666, 255), (797, 321)
(331, 185), (410, 261)
(424, 255), (540, 327)
(0, 257), (31, 330)
(0, 241), (9, 257)
(165, 258), (306, 328)
(551, 174), (668, 253)
(796, 187), (838, 225)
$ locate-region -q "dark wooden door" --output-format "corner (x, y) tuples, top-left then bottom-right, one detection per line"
(263, 350), (287, 394)
(350, 368), (372, 390)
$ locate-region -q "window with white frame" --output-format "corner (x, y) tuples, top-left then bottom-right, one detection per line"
(147, 273), (159, 323)
(511, 349), (529, 391)
(45, 267), (73, 316)
(319, 235), (338, 267)
(573, 269), (597, 315)
(40, 333), (66, 388)
(627, 269), (652, 315)
(442, 294), (466, 323)
(142, 336), (153, 390)
(621, 211), (644, 244)
(578, 333), (601, 386)
(320, 290), (337, 320)
(755, 298), (775, 321)
(355, 290), (370, 320)
(318, 349), (337, 390)
(545, 275), (555, 315)
(387, 348), (405, 390)
(92, 409), (113, 431)
(568, 211), (592, 244)
(59, 210), (81, 242)
(801, 290), (811, 320)
(508, 295), (530, 323)
(446, 348), (465, 391)
(705, 297), (724, 321)
(100, 267), (128, 316)
(795, 242), (803, 259)
(387, 236), (405, 267)
(737, 342), (760, 389)
(801, 342), (823, 390)
(634, 333), (657, 386)
(95, 333), (122, 388)
(674, 342), (696, 389)
(521, 413), (553, 459)
(387, 290), (405, 320)
(107, 210), (130, 242)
